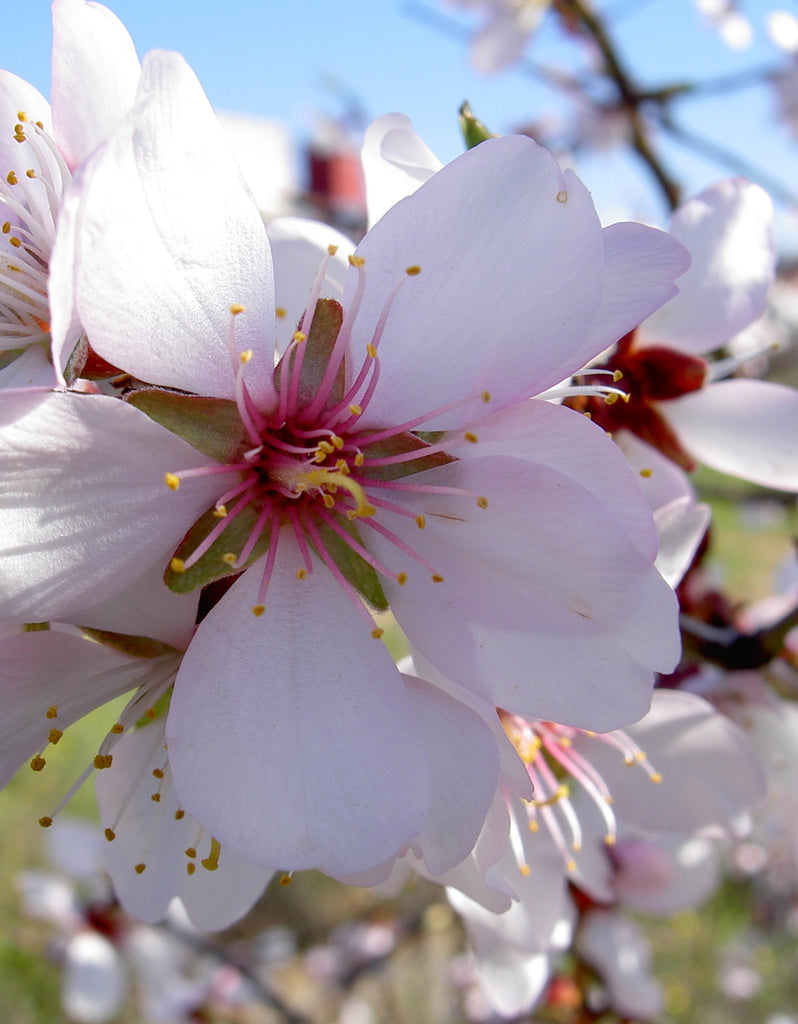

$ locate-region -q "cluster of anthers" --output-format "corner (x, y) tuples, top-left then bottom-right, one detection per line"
(502, 713), (663, 876)
(0, 111), (67, 353)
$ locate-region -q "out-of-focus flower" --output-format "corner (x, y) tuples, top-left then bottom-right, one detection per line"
(695, 0), (753, 49)
(0, 0), (140, 372)
(446, 0), (553, 73)
(569, 178), (798, 490)
(3, 51), (687, 882)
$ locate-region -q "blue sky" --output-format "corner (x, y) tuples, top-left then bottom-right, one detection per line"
(2, 0), (798, 244)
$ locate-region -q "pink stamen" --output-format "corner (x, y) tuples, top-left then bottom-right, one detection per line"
(253, 507), (283, 608)
(302, 515), (377, 628)
(180, 491), (254, 571)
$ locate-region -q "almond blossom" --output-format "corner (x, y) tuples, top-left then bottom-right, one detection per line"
(0, 49), (691, 878)
(0, 0), (141, 373)
(568, 177), (798, 490)
(445, 0), (553, 73)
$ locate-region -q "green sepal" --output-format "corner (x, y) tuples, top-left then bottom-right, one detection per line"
(127, 390), (245, 463)
(459, 102), (495, 150)
(62, 333), (89, 385)
(135, 687), (173, 728)
(78, 628), (178, 659)
(164, 503), (273, 594)
(358, 431), (456, 482)
(312, 515), (388, 612)
(275, 298), (345, 411)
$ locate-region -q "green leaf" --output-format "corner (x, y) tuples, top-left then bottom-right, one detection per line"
(127, 390), (245, 463)
(459, 102), (495, 150)
(312, 515), (388, 612)
(358, 431), (456, 482)
(275, 298), (345, 411)
(165, 503), (274, 594)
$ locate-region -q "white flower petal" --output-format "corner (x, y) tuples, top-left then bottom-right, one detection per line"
(361, 113), (442, 228)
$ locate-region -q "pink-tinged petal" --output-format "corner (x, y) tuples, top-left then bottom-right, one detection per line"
(653, 496), (710, 589)
(469, 8), (544, 73)
(64, 560), (198, 650)
(0, 345), (58, 388)
(666, 379), (798, 490)
(0, 71), (52, 172)
(402, 674), (500, 874)
(361, 114), (441, 228)
(0, 630), (144, 788)
(572, 690), (767, 834)
(611, 833), (725, 915)
(642, 179), (775, 354)
(95, 720), (273, 929)
(348, 136), (605, 430)
(53, 51), (276, 407)
(575, 222), (690, 366)
(63, 932), (127, 1023)
(51, 0), (141, 170)
(445, 399), (658, 560)
(0, 390), (235, 620)
(575, 910), (663, 1020)
(267, 216), (351, 354)
(369, 456), (678, 730)
(167, 528), (432, 876)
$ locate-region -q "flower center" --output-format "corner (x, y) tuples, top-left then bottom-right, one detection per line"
(564, 331), (708, 470)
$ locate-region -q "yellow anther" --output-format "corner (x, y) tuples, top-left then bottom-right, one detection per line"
(556, 190), (568, 203)
(613, 369), (623, 382)
(349, 403), (362, 416)
(164, 472), (181, 491)
(464, 432), (478, 443)
(186, 862), (196, 876)
(650, 771), (663, 784)
(170, 557), (186, 574)
(25, 168), (35, 178)
(30, 756), (46, 772)
(280, 874), (293, 886)
(348, 254), (365, 267)
(405, 264), (421, 276)
(135, 863), (146, 874)
(621, 392), (630, 403)
(17, 111), (27, 122)
(354, 452), (364, 467)
(144, 708), (156, 720)
(35, 121), (43, 129)
(221, 552), (238, 566)
(292, 331), (306, 344)
(477, 496), (489, 509)
(213, 505), (228, 517)
(639, 468), (653, 478)
(229, 303), (245, 315)
(201, 837), (221, 872)
(48, 729), (63, 745)
(1, 222), (8, 233)
(327, 243), (339, 255)
(6, 171), (17, 185)
(604, 392), (619, 406)
(371, 627), (384, 639)
(415, 514), (426, 529)
(331, 435), (344, 449)
(152, 768), (165, 780)
(481, 390), (491, 403)
(566, 858), (577, 872)
(174, 810), (185, 821)
(322, 493), (335, 509)
(150, 792), (161, 802)
(239, 348), (253, 364)
(335, 458), (350, 474)
(604, 834), (616, 846)
(296, 567), (308, 580)
(396, 572), (408, 586)
(38, 817), (53, 828)
(275, 306), (286, 319)
(528, 819), (539, 832)
(185, 847), (197, 859)
(317, 440), (335, 455)
(9, 236), (20, 248)
(366, 343), (377, 358)
(46, 706), (58, 719)
(431, 574), (444, 583)
(520, 863), (531, 877)
(252, 604), (265, 617)
(93, 754), (113, 770)
(559, 736), (572, 747)
(104, 828), (115, 842)
(110, 723), (124, 734)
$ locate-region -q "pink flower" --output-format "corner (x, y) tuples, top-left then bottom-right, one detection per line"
(3, 52), (687, 876)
